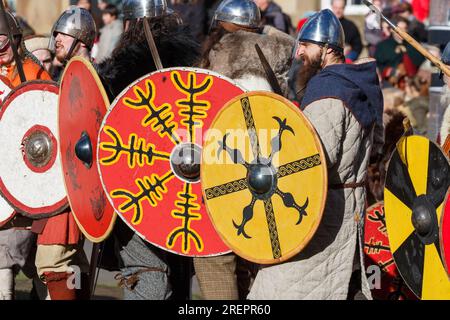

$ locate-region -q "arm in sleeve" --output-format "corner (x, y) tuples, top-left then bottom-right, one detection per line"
(303, 98), (346, 168)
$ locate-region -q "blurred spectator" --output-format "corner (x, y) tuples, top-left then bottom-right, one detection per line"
(365, 0), (385, 57)
(169, 0), (207, 43)
(94, 4), (123, 63)
(397, 2), (427, 43)
(375, 16), (425, 88)
(331, 0), (363, 62)
(296, 11), (316, 34)
(254, 0), (294, 35)
(24, 35), (53, 73)
(77, 0), (103, 32)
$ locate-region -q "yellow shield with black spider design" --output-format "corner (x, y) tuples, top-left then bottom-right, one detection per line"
(384, 135), (450, 299)
(201, 91), (328, 264)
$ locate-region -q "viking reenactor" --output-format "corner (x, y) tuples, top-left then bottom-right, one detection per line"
(29, 7), (96, 300)
(195, 0), (295, 300)
(0, 11), (52, 301)
(248, 9), (384, 299)
(200, 0), (294, 96)
(96, 0), (200, 300)
(439, 42), (450, 148)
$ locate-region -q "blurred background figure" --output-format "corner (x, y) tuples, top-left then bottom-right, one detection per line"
(24, 35), (53, 73)
(169, 0), (207, 43)
(331, 0), (362, 62)
(396, 1), (427, 43)
(254, 0), (293, 35)
(94, 3), (123, 63)
(375, 16), (425, 89)
(98, 0), (109, 11)
(364, 0), (386, 57)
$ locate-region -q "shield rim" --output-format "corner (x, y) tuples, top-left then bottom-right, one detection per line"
(58, 56), (117, 243)
(440, 188), (450, 279)
(0, 80), (69, 217)
(384, 134), (450, 299)
(97, 67), (246, 257)
(200, 90), (328, 265)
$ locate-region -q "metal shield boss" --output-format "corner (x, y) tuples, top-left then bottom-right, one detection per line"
(98, 67), (244, 256)
(201, 92), (327, 264)
(364, 201), (417, 300)
(384, 135), (450, 299)
(0, 81), (68, 217)
(59, 57), (116, 243)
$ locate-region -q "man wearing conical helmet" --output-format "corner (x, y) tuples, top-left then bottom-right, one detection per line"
(249, 9), (384, 300)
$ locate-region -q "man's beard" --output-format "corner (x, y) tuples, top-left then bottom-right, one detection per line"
(295, 52), (322, 103)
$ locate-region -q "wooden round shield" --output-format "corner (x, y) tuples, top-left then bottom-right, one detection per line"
(59, 57), (116, 243)
(0, 81), (68, 217)
(0, 75), (12, 105)
(0, 197), (15, 228)
(98, 68), (243, 256)
(201, 92), (327, 264)
(364, 202), (417, 300)
(384, 135), (450, 299)
(440, 189), (450, 277)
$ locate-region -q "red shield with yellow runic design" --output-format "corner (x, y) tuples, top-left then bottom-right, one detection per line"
(98, 68), (243, 256)
(364, 202), (417, 300)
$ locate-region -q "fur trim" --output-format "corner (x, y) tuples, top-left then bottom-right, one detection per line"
(97, 26), (200, 100)
(441, 104), (450, 145)
(235, 75), (272, 92)
(206, 29), (295, 96)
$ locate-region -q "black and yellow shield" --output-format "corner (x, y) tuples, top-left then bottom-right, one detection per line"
(201, 92), (327, 264)
(384, 135), (450, 299)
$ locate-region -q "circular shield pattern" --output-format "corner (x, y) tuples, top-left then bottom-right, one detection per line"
(0, 75), (12, 105)
(59, 57), (116, 243)
(384, 135), (450, 299)
(201, 92), (327, 265)
(440, 190), (450, 277)
(0, 81), (68, 217)
(98, 68), (243, 256)
(364, 202), (417, 300)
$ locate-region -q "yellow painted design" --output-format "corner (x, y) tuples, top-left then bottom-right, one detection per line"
(421, 244), (450, 299)
(123, 79), (180, 145)
(384, 188), (415, 253)
(99, 125), (170, 168)
(171, 71), (213, 143)
(167, 183), (204, 254)
(111, 172), (174, 225)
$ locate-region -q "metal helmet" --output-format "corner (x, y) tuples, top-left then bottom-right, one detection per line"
(49, 7), (96, 52)
(122, 0), (169, 20)
(443, 42), (450, 65)
(296, 9), (345, 52)
(212, 0), (261, 29)
(0, 11), (22, 38)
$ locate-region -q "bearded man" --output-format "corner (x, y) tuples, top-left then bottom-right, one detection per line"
(248, 9), (384, 300)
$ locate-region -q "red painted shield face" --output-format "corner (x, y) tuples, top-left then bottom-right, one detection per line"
(441, 191), (450, 278)
(59, 57), (116, 243)
(98, 68), (244, 257)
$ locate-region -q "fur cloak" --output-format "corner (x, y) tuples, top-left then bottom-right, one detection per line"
(204, 26), (295, 95)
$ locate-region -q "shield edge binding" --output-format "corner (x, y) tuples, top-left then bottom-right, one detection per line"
(96, 67), (244, 257)
(200, 90), (328, 265)
(58, 56), (117, 243)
